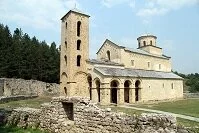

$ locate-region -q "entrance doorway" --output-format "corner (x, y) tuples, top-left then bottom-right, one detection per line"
(135, 80), (141, 102)
(124, 80), (130, 103)
(111, 80), (118, 104)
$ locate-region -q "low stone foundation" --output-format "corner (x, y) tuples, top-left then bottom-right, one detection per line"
(0, 78), (59, 97)
(184, 93), (199, 98)
(0, 95), (38, 104)
(0, 97), (188, 133)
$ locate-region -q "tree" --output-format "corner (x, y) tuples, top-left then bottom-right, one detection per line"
(0, 24), (60, 83)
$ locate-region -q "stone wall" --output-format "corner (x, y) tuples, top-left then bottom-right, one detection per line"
(0, 78), (59, 97)
(184, 93), (199, 98)
(0, 97), (187, 133)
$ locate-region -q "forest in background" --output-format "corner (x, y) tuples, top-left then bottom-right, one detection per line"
(0, 24), (60, 83)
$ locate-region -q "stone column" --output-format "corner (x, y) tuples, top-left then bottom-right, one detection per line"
(118, 84), (124, 104)
(129, 88), (135, 103)
(92, 88), (98, 103)
(100, 83), (110, 105)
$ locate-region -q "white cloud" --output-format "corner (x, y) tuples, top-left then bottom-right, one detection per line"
(136, 0), (198, 18)
(137, 8), (168, 17)
(101, 0), (134, 8)
(0, 0), (80, 30)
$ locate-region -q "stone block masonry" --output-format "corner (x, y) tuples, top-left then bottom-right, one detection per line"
(0, 78), (59, 97)
(0, 97), (188, 133)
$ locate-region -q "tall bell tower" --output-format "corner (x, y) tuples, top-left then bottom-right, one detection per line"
(60, 8), (90, 97)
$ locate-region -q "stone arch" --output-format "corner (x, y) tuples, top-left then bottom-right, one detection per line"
(110, 80), (119, 104)
(124, 80), (132, 103)
(74, 72), (89, 97)
(135, 80), (141, 102)
(110, 77), (122, 84)
(61, 72), (68, 96)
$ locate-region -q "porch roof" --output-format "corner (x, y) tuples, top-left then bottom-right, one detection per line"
(94, 67), (183, 79)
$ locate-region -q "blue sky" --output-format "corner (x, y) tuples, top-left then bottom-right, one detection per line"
(0, 0), (199, 74)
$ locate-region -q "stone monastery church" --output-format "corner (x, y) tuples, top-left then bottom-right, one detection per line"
(60, 8), (183, 105)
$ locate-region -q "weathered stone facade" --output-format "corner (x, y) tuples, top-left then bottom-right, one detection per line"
(0, 97), (187, 133)
(0, 78), (59, 97)
(59, 8), (184, 105)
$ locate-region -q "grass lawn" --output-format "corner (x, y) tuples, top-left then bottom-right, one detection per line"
(177, 118), (199, 132)
(0, 125), (47, 133)
(135, 98), (199, 118)
(110, 106), (147, 116)
(0, 96), (52, 109)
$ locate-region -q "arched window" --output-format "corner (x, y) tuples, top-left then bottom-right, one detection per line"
(143, 41), (146, 46)
(64, 55), (67, 65)
(107, 50), (110, 61)
(150, 40), (152, 45)
(77, 55), (81, 66)
(65, 41), (67, 49)
(64, 87), (67, 96)
(77, 40), (81, 50)
(77, 21), (81, 37)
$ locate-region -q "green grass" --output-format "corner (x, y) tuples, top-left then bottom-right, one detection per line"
(177, 118), (199, 133)
(0, 125), (47, 133)
(135, 99), (199, 117)
(0, 96), (52, 109)
(110, 106), (147, 116)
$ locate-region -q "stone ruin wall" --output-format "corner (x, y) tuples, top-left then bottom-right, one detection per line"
(0, 78), (59, 97)
(0, 97), (187, 133)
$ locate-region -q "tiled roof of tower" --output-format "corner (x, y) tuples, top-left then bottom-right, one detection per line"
(94, 67), (182, 79)
(61, 8), (90, 20)
(87, 59), (124, 66)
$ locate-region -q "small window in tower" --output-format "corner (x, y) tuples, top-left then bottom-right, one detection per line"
(66, 22), (67, 29)
(107, 51), (110, 61)
(77, 55), (81, 66)
(150, 40), (152, 45)
(77, 21), (81, 37)
(64, 55), (67, 65)
(159, 64), (161, 70)
(148, 62), (150, 68)
(77, 40), (81, 50)
(131, 60), (134, 66)
(143, 41), (146, 46)
(163, 83), (164, 88)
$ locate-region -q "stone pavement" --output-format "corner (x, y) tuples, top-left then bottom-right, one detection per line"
(118, 105), (199, 122)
